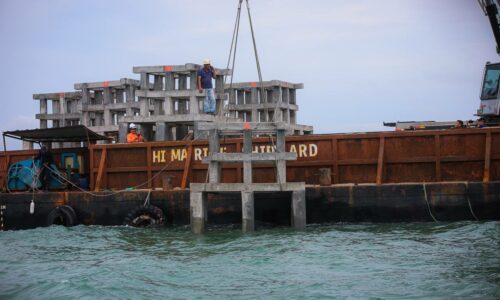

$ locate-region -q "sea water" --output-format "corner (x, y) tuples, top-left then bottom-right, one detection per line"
(0, 222), (499, 299)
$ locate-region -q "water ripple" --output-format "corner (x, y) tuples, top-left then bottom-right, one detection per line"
(0, 222), (499, 299)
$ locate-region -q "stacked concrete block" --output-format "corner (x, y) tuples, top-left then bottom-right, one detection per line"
(119, 63), (233, 142)
(30, 63), (313, 148)
(33, 91), (83, 148)
(33, 92), (82, 129)
(74, 78), (141, 142)
(225, 80), (313, 135)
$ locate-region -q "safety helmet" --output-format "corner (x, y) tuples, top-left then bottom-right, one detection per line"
(203, 58), (210, 65)
(129, 123), (137, 129)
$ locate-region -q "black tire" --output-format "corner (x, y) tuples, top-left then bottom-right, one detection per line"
(59, 205), (78, 225)
(124, 205), (165, 227)
(46, 205), (77, 227)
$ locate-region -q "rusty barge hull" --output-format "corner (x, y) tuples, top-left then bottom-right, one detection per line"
(1, 128), (500, 230)
(0, 182), (499, 230)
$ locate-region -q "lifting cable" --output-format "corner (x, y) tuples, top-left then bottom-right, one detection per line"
(224, 0), (270, 118)
(224, 0), (242, 97)
(246, 0), (267, 109)
(224, 0), (283, 186)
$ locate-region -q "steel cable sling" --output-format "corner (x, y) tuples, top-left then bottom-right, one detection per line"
(223, 0), (284, 187)
(224, 0), (272, 119)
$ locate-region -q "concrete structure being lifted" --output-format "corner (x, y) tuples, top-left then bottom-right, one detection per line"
(31, 63), (313, 149)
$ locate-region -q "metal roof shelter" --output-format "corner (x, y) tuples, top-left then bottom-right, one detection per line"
(2, 125), (110, 150)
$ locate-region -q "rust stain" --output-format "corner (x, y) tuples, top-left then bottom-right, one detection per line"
(2, 128), (500, 192)
(83, 213), (96, 225)
(211, 207), (229, 214)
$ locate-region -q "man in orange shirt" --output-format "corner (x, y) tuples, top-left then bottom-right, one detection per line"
(127, 123), (144, 143)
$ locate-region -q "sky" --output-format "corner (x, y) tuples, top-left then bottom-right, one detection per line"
(0, 0), (498, 150)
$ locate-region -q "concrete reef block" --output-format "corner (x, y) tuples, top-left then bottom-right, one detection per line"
(241, 191), (255, 232)
(292, 189), (306, 229)
(190, 191), (207, 234)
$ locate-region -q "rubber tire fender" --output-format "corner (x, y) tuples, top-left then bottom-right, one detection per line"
(46, 205), (77, 227)
(124, 205), (165, 227)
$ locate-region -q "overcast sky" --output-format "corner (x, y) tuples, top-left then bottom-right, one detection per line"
(0, 0), (497, 149)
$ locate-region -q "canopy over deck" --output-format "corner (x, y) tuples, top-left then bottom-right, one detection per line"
(2, 125), (110, 145)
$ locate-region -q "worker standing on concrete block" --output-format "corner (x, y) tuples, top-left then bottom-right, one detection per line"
(197, 58), (217, 114)
(127, 123), (144, 143)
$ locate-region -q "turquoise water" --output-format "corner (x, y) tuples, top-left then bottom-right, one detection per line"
(0, 222), (499, 299)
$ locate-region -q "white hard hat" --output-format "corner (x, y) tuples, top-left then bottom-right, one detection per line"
(203, 58), (210, 65)
(129, 123), (137, 129)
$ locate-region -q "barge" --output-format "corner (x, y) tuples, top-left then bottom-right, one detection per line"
(2, 1), (500, 232)
(1, 126), (499, 230)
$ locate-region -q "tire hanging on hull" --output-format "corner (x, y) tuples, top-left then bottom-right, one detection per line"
(124, 205), (165, 227)
(46, 205), (78, 227)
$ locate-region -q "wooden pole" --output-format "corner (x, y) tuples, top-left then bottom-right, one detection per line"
(376, 137), (385, 185)
(94, 148), (107, 191)
(89, 144), (94, 190)
(146, 144), (152, 188)
(483, 132), (492, 183)
(435, 134), (441, 182)
(181, 144), (193, 189)
(331, 138), (339, 184)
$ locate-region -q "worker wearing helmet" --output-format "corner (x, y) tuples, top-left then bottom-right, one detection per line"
(127, 123), (144, 143)
(197, 58), (217, 115)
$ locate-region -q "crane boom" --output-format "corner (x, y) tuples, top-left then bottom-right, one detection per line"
(479, 0), (500, 54)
